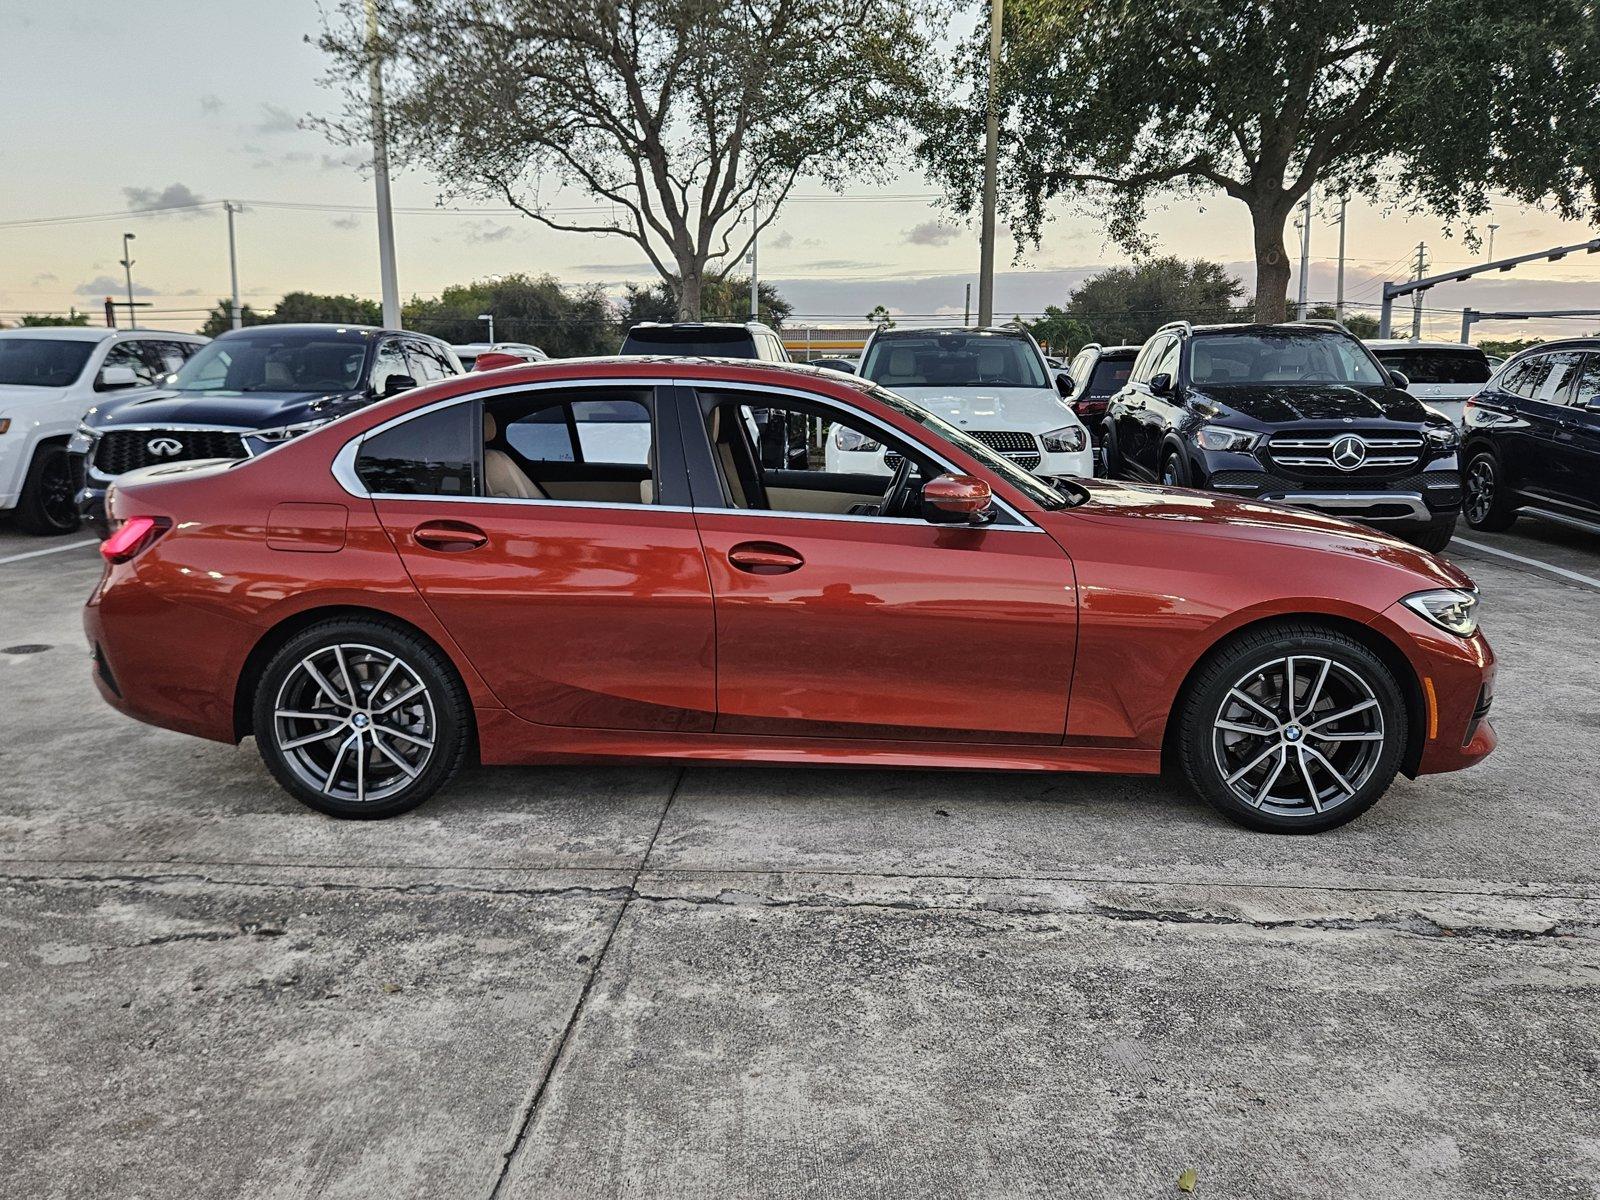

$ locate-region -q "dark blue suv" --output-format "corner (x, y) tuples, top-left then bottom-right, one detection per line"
(1462, 338), (1600, 532)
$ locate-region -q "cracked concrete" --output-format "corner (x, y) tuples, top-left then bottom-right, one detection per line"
(2, 533), (1598, 1197)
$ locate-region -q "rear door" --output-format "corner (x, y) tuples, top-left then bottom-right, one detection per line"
(1550, 353), (1600, 514)
(361, 384), (716, 732)
(1520, 350), (1587, 506)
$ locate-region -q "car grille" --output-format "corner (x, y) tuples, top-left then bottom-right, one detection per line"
(1263, 430), (1426, 480)
(886, 429), (1042, 471)
(93, 429), (248, 477)
(1211, 469), (1459, 501)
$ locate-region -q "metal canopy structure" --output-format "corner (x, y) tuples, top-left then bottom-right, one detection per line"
(1378, 237), (1600, 337)
(1459, 308), (1600, 341)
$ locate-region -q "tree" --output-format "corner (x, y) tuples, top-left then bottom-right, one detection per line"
(406, 273), (618, 357)
(1478, 336), (1547, 359)
(866, 304), (895, 330)
(1307, 304), (1379, 339)
(1028, 306), (1092, 355)
(1042, 257), (1244, 346)
(317, 0), (932, 319)
(17, 309), (90, 327)
(199, 299), (263, 337)
(616, 277), (793, 329)
(920, 0), (1600, 322)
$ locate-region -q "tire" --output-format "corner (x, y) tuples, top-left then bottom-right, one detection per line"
(1401, 517), (1457, 554)
(1175, 622), (1408, 834)
(1159, 447), (1188, 487)
(252, 617), (472, 819)
(14, 442), (81, 536)
(1463, 449), (1518, 532)
(1102, 420), (1126, 477)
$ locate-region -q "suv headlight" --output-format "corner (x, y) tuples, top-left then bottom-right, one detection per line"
(1041, 425), (1087, 454)
(1423, 424), (1459, 449)
(1402, 588), (1480, 637)
(67, 423), (96, 454)
(251, 418), (330, 445)
(833, 427), (882, 453)
(1194, 425), (1259, 452)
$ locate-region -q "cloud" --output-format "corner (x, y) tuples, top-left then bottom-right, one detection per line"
(768, 230), (819, 250)
(796, 258), (886, 271)
(465, 220), (514, 243)
(331, 214), (360, 230)
(76, 275), (155, 297)
(31, 272), (58, 285)
(575, 261), (659, 274)
(255, 102), (300, 135)
(252, 150), (314, 170)
(904, 221), (960, 247)
(200, 94), (225, 116)
(123, 182), (207, 216)
(321, 151), (367, 173)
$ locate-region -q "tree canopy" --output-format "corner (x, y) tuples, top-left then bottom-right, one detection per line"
(1029, 257), (1244, 349)
(921, 0), (1600, 321)
(406, 274), (617, 357)
(318, 0), (932, 318)
(617, 277), (792, 330)
(16, 310), (90, 327)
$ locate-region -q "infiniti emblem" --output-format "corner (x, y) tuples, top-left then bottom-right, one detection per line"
(146, 437), (184, 458)
(1331, 435), (1367, 471)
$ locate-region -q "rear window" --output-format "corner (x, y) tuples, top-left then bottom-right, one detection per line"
(1373, 347), (1491, 385)
(1085, 355), (1135, 397)
(356, 403), (478, 496)
(620, 326), (757, 358)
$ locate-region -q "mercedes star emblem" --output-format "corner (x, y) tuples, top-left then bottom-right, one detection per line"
(1331, 435), (1367, 471)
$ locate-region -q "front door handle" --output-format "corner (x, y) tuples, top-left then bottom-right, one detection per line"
(728, 541), (804, 574)
(414, 520), (488, 552)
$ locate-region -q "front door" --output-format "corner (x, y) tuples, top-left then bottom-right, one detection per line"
(682, 386), (1078, 744)
(359, 385), (716, 733)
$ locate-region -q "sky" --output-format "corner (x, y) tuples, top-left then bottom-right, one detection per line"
(3, 0), (1597, 342)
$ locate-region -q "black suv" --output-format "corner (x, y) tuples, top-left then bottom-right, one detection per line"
(1103, 322), (1462, 551)
(619, 321), (790, 361)
(1062, 342), (1139, 459)
(1461, 338), (1600, 532)
(71, 324), (461, 530)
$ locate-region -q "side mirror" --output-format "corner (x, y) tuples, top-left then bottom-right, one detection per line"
(1055, 371), (1075, 398)
(1388, 369), (1411, 389)
(921, 473), (995, 525)
(1584, 394), (1600, 412)
(380, 373), (418, 398)
(1149, 372), (1173, 396)
(98, 365), (139, 390)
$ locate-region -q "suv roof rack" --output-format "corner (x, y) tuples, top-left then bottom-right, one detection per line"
(1156, 320), (1192, 336)
(1289, 318), (1350, 333)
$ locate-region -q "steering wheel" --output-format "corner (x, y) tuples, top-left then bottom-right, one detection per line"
(880, 455), (916, 518)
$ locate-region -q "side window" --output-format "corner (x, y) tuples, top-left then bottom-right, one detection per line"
(355, 403), (478, 496)
(1500, 355), (1550, 400)
(1068, 350), (1093, 390)
(485, 388), (657, 505)
(1532, 351), (1584, 404)
(1570, 354), (1600, 410)
(1129, 338), (1164, 384)
(403, 339), (447, 383)
(368, 339), (411, 395)
(145, 340), (193, 376)
(99, 341), (157, 388)
(1152, 337), (1181, 380)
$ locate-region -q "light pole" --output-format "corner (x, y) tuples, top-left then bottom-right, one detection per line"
(1295, 191), (1312, 320)
(1334, 195), (1348, 322)
(1486, 222), (1499, 261)
(120, 233), (138, 330)
(367, 0), (401, 329)
(223, 201), (243, 330)
(748, 186), (760, 321)
(478, 313), (494, 344)
(976, 0), (1003, 327)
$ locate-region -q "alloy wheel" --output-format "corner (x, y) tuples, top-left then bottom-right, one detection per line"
(1210, 655), (1386, 818)
(39, 450), (77, 531)
(1465, 458), (1495, 525)
(271, 643), (436, 804)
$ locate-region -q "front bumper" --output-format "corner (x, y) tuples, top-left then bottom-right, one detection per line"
(1375, 600), (1497, 777)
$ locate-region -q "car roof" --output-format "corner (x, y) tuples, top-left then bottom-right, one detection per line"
(1185, 322), (1355, 337)
(870, 325), (1031, 338)
(220, 323), (439, 340)
(0, 326), (199, 342)
(1365, 339), (1481, 351)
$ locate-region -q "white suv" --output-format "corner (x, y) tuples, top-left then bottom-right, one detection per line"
(0, 327), (205, 533)
(826, 327), (1093, 478)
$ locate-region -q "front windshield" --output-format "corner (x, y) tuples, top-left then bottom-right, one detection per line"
(865, 383), (1069, 509)
(1189, 332), (1388, 387)
(172, 332), (368, 393)
(861, 331), (1049, 390)
(0, 338), (95, 388)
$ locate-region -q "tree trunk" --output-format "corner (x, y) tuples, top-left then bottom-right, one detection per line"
(1250, 200), (1294, 323)
(676, 269), (702, 321)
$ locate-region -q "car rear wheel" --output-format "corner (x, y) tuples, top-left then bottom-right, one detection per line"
(252, 618), (472, 818)
(1463, 450), (1518, 532)
(1102, 420), (1126, 477)
(14, 442), (81, 536)
(1176, 624), (1407, 833)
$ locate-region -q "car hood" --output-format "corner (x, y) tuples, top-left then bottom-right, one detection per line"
(0, 384), (71, 413)
(1057, 477), (1475, 588)
(1194, 383), (1437, 426)
(891, 385), (1078, 431)
(86, 388), (369, 431)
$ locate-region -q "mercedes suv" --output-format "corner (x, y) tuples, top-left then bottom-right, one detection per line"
(1103, 322), (1462, 551)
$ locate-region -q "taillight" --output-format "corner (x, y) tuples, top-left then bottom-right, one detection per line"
(100, 515), (170, 564)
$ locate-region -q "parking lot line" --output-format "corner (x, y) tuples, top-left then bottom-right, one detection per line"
(0, 539), (98, 566)
(1452, 536), (1600, 591)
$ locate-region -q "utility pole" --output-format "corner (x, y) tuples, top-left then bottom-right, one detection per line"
(366, 0), (401, 329)
(976, 0), (1003, 327)
(1295, 190), (1312, 320)
(749, 188), (759, 321)
(478, 313), (494, 344)
(1410, 241), (1428, 340)
(1486, 222), (1499, 261)
(223, 201), (243, 330)
(1334, 195), (1348, 321)
(964, 283), (972, 326)
(120, 233), (138, 330)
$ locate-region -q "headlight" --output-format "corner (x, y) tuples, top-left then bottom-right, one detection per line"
(1193, 425), (1259, 452)
(1423, 424), (1459, 449)
(1041, 424), (1087, 454)
(251, 419), (330, 445)
(1402, 588), (1480, 637)
(833, 427), (882, 453)
(67, 422), (95, 454)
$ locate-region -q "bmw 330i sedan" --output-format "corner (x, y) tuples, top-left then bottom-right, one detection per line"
(85, 359), (1496, 833)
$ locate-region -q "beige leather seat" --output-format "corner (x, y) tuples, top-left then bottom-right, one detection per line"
(482, 411), (547, 499)
(640, 445), (655, 505)
(708, 408), (747, 507)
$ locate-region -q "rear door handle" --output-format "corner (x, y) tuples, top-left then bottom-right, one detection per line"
(414, 520), (488, 552)
(728, 541), (805, 574)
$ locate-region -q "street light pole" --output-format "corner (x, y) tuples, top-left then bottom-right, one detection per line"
(1335, 195), (1348, 321)
(749, 187), (759, 321)
(120, 233), (137, 330)
(478, 313), (494, 344)
(1411, 241), (1428, 340)
(223, 201), (243, 330)
(1295, 190), (1312, 320)
(1486, 222), (1499, 261)
(367, 0), (401, 329)
(976, 0), (1003, 327)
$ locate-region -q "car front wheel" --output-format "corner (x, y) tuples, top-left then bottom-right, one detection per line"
(15, 442), (81, 535)
(252, 618), (472, 818)
(1463, 450), (1518, 532)
(1176, 624), (1407, 833)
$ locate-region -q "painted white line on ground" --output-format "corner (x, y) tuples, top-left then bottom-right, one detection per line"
(1452, 536), (1600, 591)
(0, 539), (98, 566)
